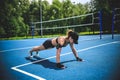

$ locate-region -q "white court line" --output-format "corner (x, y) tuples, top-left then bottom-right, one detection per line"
(0, 38), (99, 53)
(0, 35), (113, 53)
(0, 46), (35, 53)
(11, 41), (120, 80)
(1, 34), (119, 53)
(11, 67), (45, 80)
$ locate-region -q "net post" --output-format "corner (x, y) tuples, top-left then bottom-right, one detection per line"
(31, 24), (35, 39)
(92, 13), (94, 24)
(112, 8), (115, 39)
(99, 10), (102, 39)
(32, 28), (34, 39)
(92, 13), (94, 34)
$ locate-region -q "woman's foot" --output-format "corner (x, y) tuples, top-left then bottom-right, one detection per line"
(34, 51), (39, 57)
(28, 50), (33, 58)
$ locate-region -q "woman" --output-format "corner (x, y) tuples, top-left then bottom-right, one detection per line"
(28, 30), (83, 69)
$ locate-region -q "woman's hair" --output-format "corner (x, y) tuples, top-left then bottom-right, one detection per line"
(66, 29), (73, 38)
(66, 29), (79, 44)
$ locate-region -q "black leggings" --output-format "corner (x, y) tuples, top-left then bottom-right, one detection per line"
(42, 39), (54, 49)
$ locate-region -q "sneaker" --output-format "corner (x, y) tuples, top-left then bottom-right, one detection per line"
(25, 56), (33, 59)
(34, 54), (39, 57)
(34, 51), (39, 57)
(29, 55), (33, 58)
(27, 51), (33, 58)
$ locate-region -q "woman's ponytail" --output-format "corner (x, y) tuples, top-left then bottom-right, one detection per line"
(66, 29), (73, 38)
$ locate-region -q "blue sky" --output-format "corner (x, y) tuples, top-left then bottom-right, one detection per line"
(47, 0), (91, 4)
(69, 0), (90, 4)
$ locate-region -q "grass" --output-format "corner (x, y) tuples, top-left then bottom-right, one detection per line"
(0, 31), (100, 40)
(80, 31), (100, 35)
(0, 34), (63, 40)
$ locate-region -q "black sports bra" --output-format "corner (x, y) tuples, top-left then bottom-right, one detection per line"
(56, 37), (69, 49)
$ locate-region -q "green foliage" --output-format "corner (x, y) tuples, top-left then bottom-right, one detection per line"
(90, 0), (120, 33)
(0, 0), (119, 39)
(0, 27), (6, 38)
(0, 0), (30, 38)
(0, 0), (90, 39)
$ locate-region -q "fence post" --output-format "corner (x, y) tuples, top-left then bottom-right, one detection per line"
(99, 10), (102, 39)
(112, 8), (115, 39)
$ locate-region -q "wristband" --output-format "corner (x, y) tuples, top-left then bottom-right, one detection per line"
(76, 57), (83, 61)
(56, 63), (65, 68)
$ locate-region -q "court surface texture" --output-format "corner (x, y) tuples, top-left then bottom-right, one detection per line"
(0, 34), (120, 80)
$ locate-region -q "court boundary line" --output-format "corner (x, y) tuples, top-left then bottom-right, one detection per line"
(2, 34), (119, 53)
(0, 46), (35, 53)
(11, 41), (120, 80)
(0, 38), (99, 53)
(0, 35), (111, 53)
(11, 67), (45, 80)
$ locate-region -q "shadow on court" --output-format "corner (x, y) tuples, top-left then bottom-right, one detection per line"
(25, 56), (76, 70)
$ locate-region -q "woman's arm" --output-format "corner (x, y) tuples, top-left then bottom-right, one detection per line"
(56, 48), (61, 63)
(70, 43), (78, 58)
(56, 37), (65, 63)
(56, 48), (66, 68)
(70, 43), (83, 61)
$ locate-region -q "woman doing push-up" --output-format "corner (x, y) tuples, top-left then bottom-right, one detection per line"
(28, 30), (83, 69)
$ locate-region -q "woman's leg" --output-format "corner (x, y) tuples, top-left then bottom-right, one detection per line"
(29, 45), (45, 57)
(28, 39), (54, 58)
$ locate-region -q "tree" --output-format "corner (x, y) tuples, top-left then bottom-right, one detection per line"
(0, 0), (30, 38)
(89, 0), (117, 33)
(0, 0), (92, 38)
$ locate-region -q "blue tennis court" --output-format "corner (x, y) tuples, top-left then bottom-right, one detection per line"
(0, 34), (120, 80)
